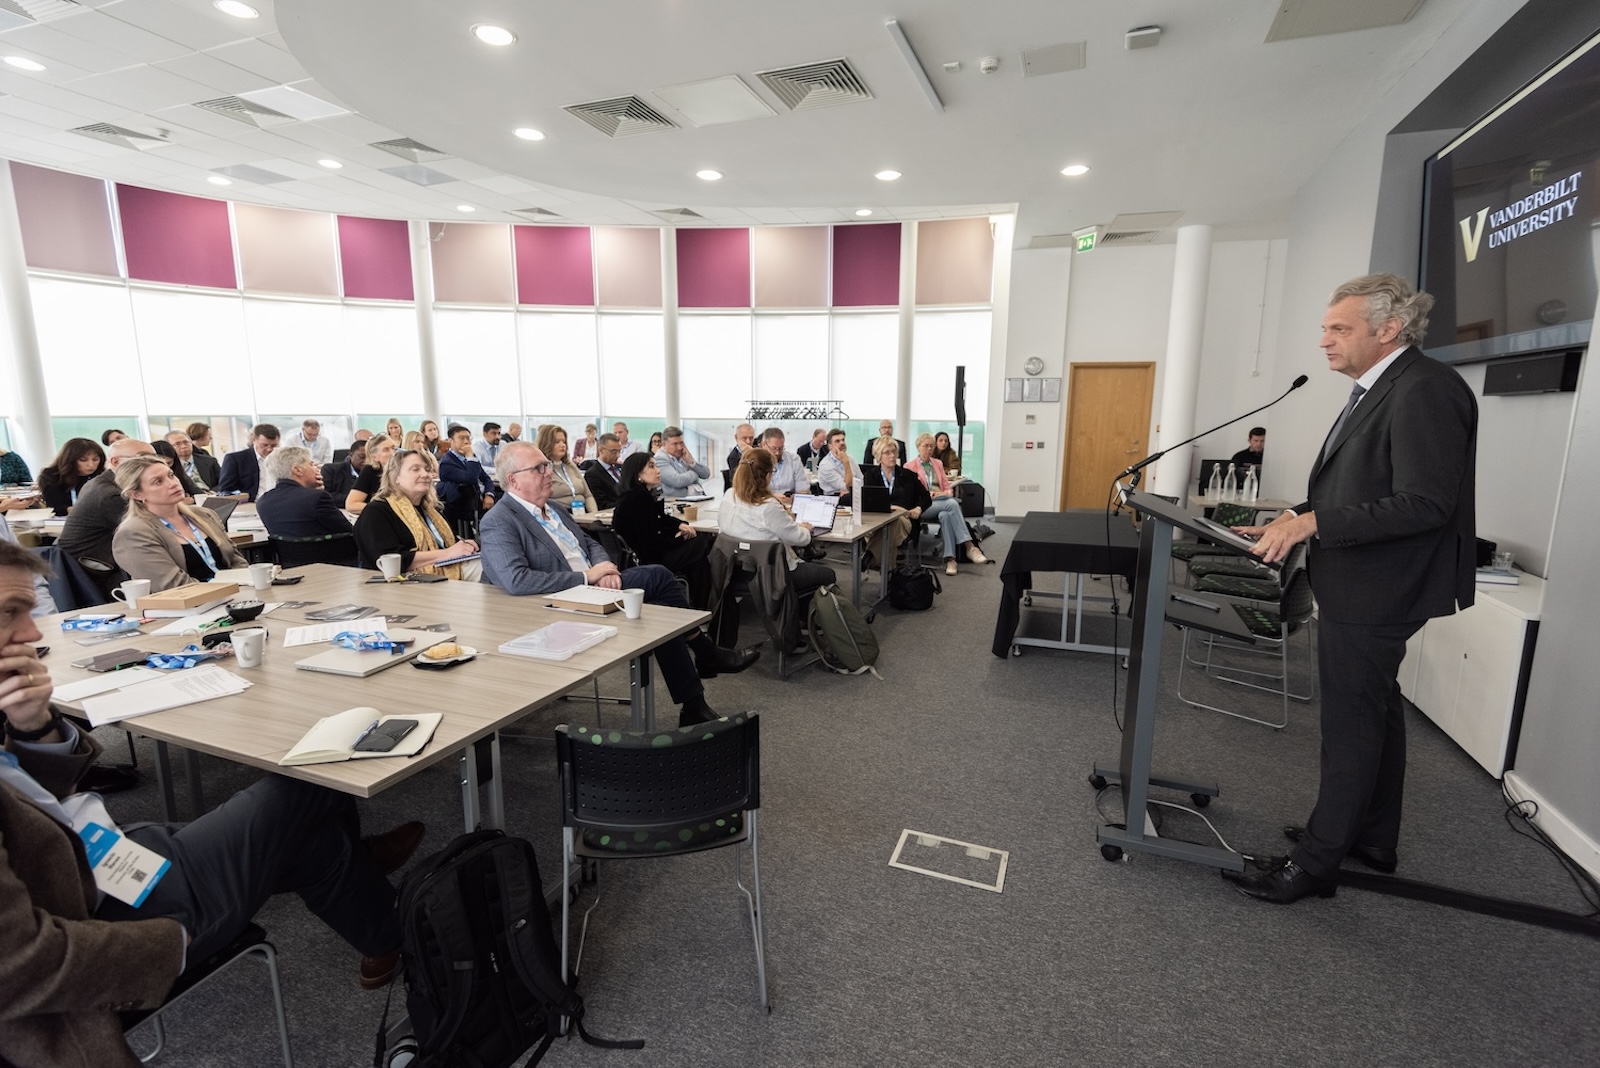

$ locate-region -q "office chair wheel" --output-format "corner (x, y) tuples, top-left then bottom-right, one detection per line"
(865, 610), (876, 624)
(1010, 644), (1021, 657)
(1190, 793), (1211, 808)
(385, 1036), (418, 1067)
(1088, 774), (1108, 791)
(1100, 844), (1123, 862)
(1022, 594), (1032, 607)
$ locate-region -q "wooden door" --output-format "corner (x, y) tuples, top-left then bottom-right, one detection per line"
(1059, 362), (1156, 510)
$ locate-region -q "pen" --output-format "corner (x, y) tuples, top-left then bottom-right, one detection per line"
(352, 719), (381, 747)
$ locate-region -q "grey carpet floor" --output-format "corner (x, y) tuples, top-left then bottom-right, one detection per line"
(97, 519), (1600, 1068)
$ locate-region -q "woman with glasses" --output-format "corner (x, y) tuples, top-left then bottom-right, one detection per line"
(112, 455), (247, 591)
(352, 449), (481, 579)
(535, 424), (598, 516)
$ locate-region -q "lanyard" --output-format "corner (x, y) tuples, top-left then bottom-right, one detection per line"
(159, 516), (217, 573)
(532, 506), (590, 566)
(421, 513), (447, 549)
(554, 464), (576, 494)
(883, 468), (895, 494)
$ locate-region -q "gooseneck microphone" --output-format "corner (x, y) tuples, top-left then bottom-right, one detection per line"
(1118, 374), (1309, 489)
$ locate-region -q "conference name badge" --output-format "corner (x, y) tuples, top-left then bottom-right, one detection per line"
(78, 822), (171, 907)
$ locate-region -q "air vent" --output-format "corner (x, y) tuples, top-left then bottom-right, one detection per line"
(652, 208), (704, 221)
(211, 164), (292, 185)
(379, 164), (456, 187)
(69, 123), (170, 151)
(756, 58), (871, 111)
(511, 207), (563, 220)
(563, 96), (676, 138)
(370, 138), (451, 163)
(1099, 230), (1158, 245)
(193, 96), (297, 129)
(0, 0), (80, 30)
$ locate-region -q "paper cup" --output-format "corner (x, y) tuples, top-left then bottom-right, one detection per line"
(112, 579), (151, 611)
(234, 627), (266, 668)
(249, 562), (275, 591)
(620, 588), (645, 619)
(378, 553), (404, 580)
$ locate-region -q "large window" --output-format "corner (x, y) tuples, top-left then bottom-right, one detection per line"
(679, 313), (752, 419)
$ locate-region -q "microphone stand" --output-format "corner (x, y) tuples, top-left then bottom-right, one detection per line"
(1114, 376), (1308, 505)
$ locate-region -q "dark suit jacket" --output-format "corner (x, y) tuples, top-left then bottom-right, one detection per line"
(480, 496), (612, 596)
(437, 450), (496, 523)
(862, 463), (932, 513)
(255, 481), (354, 540)
(321, 460), (360, 503)
(0, 733), (182, 1068)
(189, 452), (221, 490)
(1300, 346), (1476, 624)
(584, 462), (624, 509)
(216, 447), (264, 501)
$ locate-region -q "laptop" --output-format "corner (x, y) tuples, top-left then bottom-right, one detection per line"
(859, 484), (892, 514)
(200, 495), (239, 529)
(790, 494), (840, 535)
(295, 629), (455, 677)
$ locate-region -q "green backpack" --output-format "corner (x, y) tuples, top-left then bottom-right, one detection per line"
(807, 584), (881, 677)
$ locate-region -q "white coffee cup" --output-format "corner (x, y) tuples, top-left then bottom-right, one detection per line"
(619, 588), (645, 620)
(112, 578), (151, 611)
(378, 553), (404, 580)
(249, 562), (275, 591)
(234, 627), (266, 668)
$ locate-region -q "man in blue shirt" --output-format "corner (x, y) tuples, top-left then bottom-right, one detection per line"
(653, 426), (710, 500)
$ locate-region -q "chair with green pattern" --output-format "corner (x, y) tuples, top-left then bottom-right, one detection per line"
(555, 713), (768, 1011)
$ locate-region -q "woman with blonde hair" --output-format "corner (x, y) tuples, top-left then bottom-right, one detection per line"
(112, 455), (247, 591)
(352, 448), (481, 580)
(535, 424), (599, 515)
(346, 434), (399, 514)
(718, 449), (835, 643)
(910, 432), (985, 576)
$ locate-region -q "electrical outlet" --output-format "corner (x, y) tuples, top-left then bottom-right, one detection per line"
(1025, 414), (1036, 425)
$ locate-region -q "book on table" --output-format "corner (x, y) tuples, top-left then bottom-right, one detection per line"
(1475, 567), (1520, 585)
(138, 581), (240, 617)
(279, 707), (442, 766)
(544, 585), (622, 615)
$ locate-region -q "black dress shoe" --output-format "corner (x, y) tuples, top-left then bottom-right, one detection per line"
(677, 698), (721, 728)
(1222, 858), (1337, 903)
(1282, 826), (1398, 874)
(80, 764), (140, 794)
(364, 821), (426, 876)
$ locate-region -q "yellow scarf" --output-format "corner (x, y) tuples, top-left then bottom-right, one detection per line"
(385, 493), (462, 580)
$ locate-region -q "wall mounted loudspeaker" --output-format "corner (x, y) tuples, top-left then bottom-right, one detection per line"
(1482, 350), (1581, 396)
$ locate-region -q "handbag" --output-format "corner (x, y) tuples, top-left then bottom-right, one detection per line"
(887, 561), (940, 611)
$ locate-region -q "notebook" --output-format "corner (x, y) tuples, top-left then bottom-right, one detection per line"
(859, 484), (891, 514)
(791, 493), (840, 534)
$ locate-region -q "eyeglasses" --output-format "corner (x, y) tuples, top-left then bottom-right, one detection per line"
(510, 462), (552, 478)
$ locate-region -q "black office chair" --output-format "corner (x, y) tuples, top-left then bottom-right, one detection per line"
(268, 532), (358, 568)
(1178, 565), (1316, 730)
(556, 714), (769, 1011)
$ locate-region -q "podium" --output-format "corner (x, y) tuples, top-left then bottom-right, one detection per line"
(1092, 488), (1281, 871)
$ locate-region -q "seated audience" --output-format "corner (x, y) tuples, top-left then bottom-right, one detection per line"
(860, 419), (907, 467)
(614, 421), (645, 458)
(647, 431), (665, 455)
(419, 419), (446, 459)
(0, 506), (56, 615)
(909, 433), (986, 576)
(504, 421), (523, 443)
(537, 424), (598, 516)
(352, 448), (481, 579)
(101, 428), (128, 447)
(760, 427), (809, 501)
(481, 441), (755, 724)
(933, 431), (961, 477)
(584, 433), (626, 509)
(167, 430), (219, 491)
(36, 437), (104, 515)
(817, 428), (862, 507)
(150, 439), (201, 499)
(347, 435), (398, 514)
(216, 423), (281, 502)
(402, 430), (427, 453)
(438, 424), (497, 533)
(384, 418), (404, 443)
(0, 539), (421, 1068)
(57, 438), (156, 592)
(860, 438), (924, 568)
(473, 422), (504, 470)
(322, 439), (366, 503)
(112, 456), (247, 590)
(256, 447), (356, 563)
(726, 423), (756, 473)
(653, 426), (710, 500)
(0, 446), (30, 485)
(287, 418), (333, 465)
(353, 428), (374, 444)
(796, 427), (829, 469)
(572, 423), (600, 463)
(718, 449), (837, 647)
(611, 452), (718, 610)
(185, 421), (213, 456)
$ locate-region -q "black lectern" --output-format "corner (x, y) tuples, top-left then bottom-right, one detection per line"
(1092, 488), (1280, 870)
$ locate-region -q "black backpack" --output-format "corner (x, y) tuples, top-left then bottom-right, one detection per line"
(888, 561), (940, 611)
(378, 829), (640, 1068)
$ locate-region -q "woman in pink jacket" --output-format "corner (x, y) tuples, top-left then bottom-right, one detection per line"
(909, 433), (986, 576)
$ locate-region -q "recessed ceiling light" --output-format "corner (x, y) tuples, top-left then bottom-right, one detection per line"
(213, 1), (260, 18)
(456, 204), (476, 213)
(207, 176), (232, 186)
(317, 158), (343, 169)
(1060, 164), (1090, 177)
(855, 208), (874, 217)
(875, 169), (902, 181)
(3, 56), (45, 72)
(513, 127), (545, 141)
(696, 169), (723, 181)
(472, 24), (516, 46)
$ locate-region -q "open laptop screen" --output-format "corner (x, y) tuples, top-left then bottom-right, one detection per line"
(791, 494), (839, 533)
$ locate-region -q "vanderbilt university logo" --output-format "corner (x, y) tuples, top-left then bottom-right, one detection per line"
(1459, 208), (1488, 263)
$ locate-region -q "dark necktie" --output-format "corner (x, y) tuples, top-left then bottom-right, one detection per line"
(1322, 382), (1367, 463)
(609, 464), (620, 481)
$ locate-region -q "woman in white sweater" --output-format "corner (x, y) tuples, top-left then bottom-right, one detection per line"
(718, 449), (835, 635)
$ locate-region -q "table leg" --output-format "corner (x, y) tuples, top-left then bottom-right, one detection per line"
(458, 745), (482, 832)
(183, 747), (204, 816)
(154, 740), (178, 822)
(630, 653), (655, 731)
(484, 734), (505, 830)
(849, 540), (862, 606)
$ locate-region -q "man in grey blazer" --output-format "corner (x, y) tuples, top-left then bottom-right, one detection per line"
(480, 441), (756, 727)
(1228, 273), (1476, 903)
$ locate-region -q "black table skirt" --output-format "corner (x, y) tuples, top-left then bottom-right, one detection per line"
(992, 510), (1140, 656)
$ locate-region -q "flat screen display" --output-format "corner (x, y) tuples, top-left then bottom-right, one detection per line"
(1420, 32), (1600, 363)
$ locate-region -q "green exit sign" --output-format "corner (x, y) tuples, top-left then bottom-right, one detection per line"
(1075, 232), (1097, 253)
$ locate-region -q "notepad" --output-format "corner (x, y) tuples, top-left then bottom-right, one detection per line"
(279, 707), (441, 766)
(79, 665), (251, 726)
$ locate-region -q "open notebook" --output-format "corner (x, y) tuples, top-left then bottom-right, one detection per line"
(279, 708), (442, 766)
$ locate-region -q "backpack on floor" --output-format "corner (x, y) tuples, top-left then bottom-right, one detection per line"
(807, 584), (881, 677)
(888, 561), (940, 611)
(380, 829), (640, 1068)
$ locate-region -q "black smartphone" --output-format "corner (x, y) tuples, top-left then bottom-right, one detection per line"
(272, 575), (304, 586)
(352, 718), (419, 753)
(407, 573), (448, 584)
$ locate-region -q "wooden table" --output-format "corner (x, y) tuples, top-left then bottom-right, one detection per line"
(45, 564), (708, 830)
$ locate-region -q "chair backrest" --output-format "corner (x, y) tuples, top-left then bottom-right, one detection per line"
(34, 544), (109, 611)
(269, 531), (358, 568)
(1279, 565), (1315, 631)
(555, 713), (760, 831)
(1209, 502), (1257, 527)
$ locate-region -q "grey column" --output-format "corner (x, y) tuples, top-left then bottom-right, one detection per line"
(895, 221), (916, 433)
(0, 162), (54, 466)
(661, 228), (680, 427)
(1151, 224), (1212, 499)
(409, 220), (441, 421)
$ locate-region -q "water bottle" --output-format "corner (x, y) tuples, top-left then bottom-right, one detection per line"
(1243, 465), (1258, 502)
(1206, 464), (1223, 501)
(1223, 463), (1238, 500)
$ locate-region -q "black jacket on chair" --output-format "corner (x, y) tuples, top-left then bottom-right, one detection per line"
(861, 463), (931, 514)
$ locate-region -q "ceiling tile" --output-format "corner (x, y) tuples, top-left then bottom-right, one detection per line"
(60, 9), (195, 64)
(103, 0), (267, 51)
(0, 113), (61, 140)
(0, 52), (96, 83)
(0, 94), (104, 130)
(311, 112), (404, 143)
(247, 156), (327, 180)
(154, 51), (277, 94)
(469, 175), (537, 195)
(0, 23), (140, 71)
(204, 38), (308, 84)
(71, 66), (227, 113)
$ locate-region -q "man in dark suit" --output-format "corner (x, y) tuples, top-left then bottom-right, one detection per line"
(321, 440), (366, 503)
(0, 542), (420, 1066)
(860, 419), (907, 467)
(216, 423), (280, 502)
(166, 430), (219, 491)
(256, 447), (356, 566)
(583, 433), (626, 509)
(1227, 273), (1476, 903)
(480, 442), (755, 727)
(437, 424), (497, 533)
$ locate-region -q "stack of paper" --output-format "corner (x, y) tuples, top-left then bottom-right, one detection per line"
(78, 665), (250, 726)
